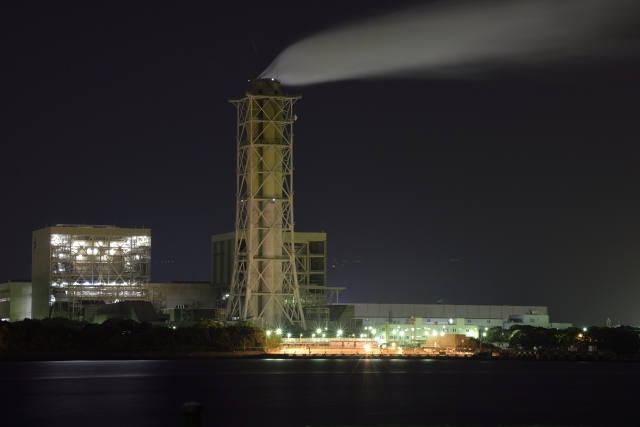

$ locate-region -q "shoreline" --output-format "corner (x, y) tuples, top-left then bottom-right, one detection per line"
(1, 349), (638, 362)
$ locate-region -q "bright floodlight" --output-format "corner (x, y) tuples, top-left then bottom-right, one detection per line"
(400, 331), (405, 336)
(371, 328), (377, 334)
(287, 333), (291, 338)
(316, 328), (322, 334)
(266, 330), (272, 336)
(276, 328), (282, 335)
(364, 344), (371, 351)
(337, 329), (343, 336)
(449, 318), (453, 324)
(583, 327), (587, 332)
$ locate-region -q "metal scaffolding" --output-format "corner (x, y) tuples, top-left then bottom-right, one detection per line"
(48, 226), (151, 319)
(227, 79), (306, 329)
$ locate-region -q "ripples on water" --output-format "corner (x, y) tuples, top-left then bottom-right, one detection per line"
(2, 358), (638, 426)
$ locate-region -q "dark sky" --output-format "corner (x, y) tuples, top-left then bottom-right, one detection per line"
(2, 0), (639, 326)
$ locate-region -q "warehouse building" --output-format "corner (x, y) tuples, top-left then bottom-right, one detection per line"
(350, 303), (572, 347)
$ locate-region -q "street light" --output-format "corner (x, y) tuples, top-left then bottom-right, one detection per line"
(337, 329), (343, 337)
(276, 328), (282, 335)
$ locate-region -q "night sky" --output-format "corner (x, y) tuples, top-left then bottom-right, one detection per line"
(3, 0), (639, 326)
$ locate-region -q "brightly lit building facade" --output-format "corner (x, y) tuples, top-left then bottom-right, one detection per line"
(32, 225), (151, 320)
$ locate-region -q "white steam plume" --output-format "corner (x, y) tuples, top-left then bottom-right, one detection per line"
(261, 0), (640, 85)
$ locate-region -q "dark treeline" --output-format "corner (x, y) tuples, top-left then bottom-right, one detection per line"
(0, 318), (271, 353)
(483, 325), (640, 354)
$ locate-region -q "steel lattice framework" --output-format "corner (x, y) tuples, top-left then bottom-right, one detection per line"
(227, 79), (306, 329)
(48, 230), (150, 319)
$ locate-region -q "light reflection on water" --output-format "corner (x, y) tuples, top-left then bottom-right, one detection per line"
(2, 358), (639, 427)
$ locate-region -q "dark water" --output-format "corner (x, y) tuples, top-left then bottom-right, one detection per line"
(2, 357), (638, 427)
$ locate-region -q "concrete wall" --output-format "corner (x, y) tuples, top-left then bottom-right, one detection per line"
(32, 228), (52, 319)
(0, 282), (32, 321)
(150, 282), (214, 309)
(0, 283), (10, 320)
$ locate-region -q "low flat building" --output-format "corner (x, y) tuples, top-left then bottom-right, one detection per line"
(0, 281), (32, 322)
(351, 303), (572, 348)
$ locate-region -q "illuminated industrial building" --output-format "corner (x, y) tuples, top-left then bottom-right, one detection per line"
(0, 81), (576, 336)
(351, 303), (572, 347)
(213, 231), (344, 323)
(32, 225), (151, 320)
(226, 78), (306, 328)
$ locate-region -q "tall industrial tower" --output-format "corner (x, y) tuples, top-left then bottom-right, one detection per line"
(227, 79), (306, 329)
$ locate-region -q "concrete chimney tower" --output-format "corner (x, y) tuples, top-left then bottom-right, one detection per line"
(227, 79), (306, 329)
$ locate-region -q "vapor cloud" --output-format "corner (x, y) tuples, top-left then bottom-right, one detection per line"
(260, 0), (640, 85)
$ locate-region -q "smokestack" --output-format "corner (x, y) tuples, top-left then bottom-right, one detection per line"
(226, 79), (306, 329)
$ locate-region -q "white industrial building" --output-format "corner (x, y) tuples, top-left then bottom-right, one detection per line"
(350, 303), (572, 347)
